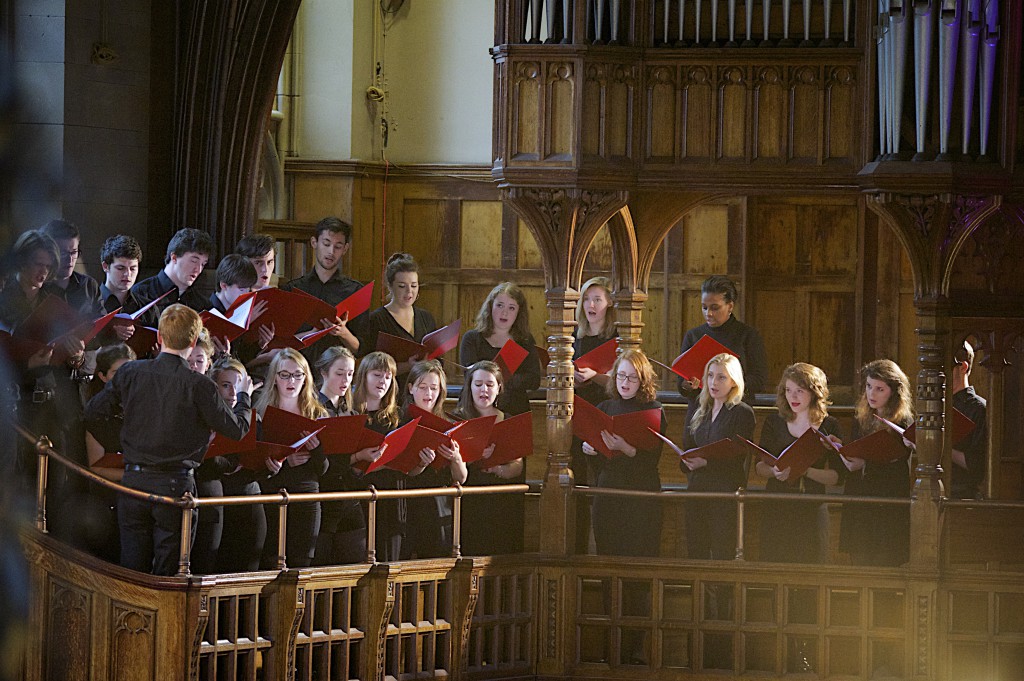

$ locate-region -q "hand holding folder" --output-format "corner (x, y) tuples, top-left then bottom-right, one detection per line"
(363, 418), (445, 474)
(875, 409), (975, 449)
(571, 396), (662, 459)
(3, 296), (120, 362)
(475, 411), (534, 468)
(661, 335), (737, 385)
(405, 405), (497, 465)
(376, 320), (462, 363)
(838, 428), (909, 465)
(648, 430), (740, 462)
(574, 337), (618, 374)
(734, 429), (829, 480)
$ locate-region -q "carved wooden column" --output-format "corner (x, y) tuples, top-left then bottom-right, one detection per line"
(865, 192), (1001, 566)
(502, 187), (628, 559)
(170, 0), (302, 255)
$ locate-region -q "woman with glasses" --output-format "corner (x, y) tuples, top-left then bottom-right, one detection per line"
(680, 352), (755, 560)
(256, 348), (328, 568)
(580, 349), (667, 557)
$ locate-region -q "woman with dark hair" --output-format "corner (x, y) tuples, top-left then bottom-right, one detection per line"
(677, 275), (768, 403)
(453, 360), (526, 555)
(459, 282), (540, 416)
(839, 359), (914, 567)
(359, 253), (437, 381)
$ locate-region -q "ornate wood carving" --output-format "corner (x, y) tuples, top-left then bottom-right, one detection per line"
(170, 0), (302, 256)
(188, 592), (210, 681)
(450, 563), (480, 680)
(46, 580), (90, 681)
(110, 601), (155, 681)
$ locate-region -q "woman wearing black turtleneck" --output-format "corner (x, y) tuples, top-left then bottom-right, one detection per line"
(677, 275), (768, 404)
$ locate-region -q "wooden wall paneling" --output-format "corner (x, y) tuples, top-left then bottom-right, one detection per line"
(290, 175), (353, 225)
(681, 202), (730, 273)
(353, 177), (383, 290)
(545, 61), (575, 161)
(501, 204), (520, 270)
(824, 65), (857, 163)
(749, 201), (797, 277)
(753, 66), (786, 162)
(517, 217), (544, 269)
(753, 289), (801, 387)
(461, 200), (504, 269)
(718, 66), (749, 161)
(581, 64), (603, 158)
(871, 219), (903, 362)
(682, 66), (713, 161)
(808, 292), (857, 389)
(512, 61), (542, 161)
(582, 224), (613, 271)
(641, 288), (665, 366)
(645, 65), (678, 162)
(398, 198), (445, 267)
(789, 65), (821, 162)
(605, 64), (635, 160)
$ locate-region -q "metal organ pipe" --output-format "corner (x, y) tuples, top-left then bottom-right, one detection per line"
(842, 0), (852, 43)
(763, 0), (772, 44)
(978, 0), (999, 156)
(728, 0), (737, 44)
(937, 0), (961, 157)
(610, 0), (621, 42)
(823, 0), (834, 44)
(877, 9), (891, 156)
(960, 0), (981, 154)
(889, 2), (909, 156)
(913, 1), (935, 157)
(801, 0), (812, 45)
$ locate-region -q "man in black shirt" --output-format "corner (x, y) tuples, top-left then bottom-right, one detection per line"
(86, 304), (255, 575)
(39, 219), (101, 316)
(129, 228), (214, 315)
(96, 235), (160, 343)
(281, 217), (363, 361)
(235, 234), (276, 291)
(950, 340), (988, 499)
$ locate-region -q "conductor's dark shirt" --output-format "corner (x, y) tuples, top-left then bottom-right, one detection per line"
(85, 352), (252, 469)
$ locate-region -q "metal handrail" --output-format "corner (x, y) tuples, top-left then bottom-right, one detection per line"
(15, 423), (529, 576)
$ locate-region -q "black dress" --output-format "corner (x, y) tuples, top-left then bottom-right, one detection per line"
(459, 330), (540, 416)
(570, 333), (616, 553)
(677, 315), (769, 403)
(589, 397), (666, 557)
(757, 414), (843, 563)
(258, 415), (327, 569)
(681, 400), (756, 560)
(313, 395), (367, 566)
(400, 411), (455, 560)
(839, 418), (911, 567)
(360, 411), (407, 562)
(359, 306), (437, 389)
(460, 410), (526, 556)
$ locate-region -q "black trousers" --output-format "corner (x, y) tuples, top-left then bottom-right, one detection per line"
(118, 468), (196, 576)
(217, 479), (266, 573)
(261, 499), (320, 569)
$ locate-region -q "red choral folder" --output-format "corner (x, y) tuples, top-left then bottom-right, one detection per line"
(574, 337), (618, 374)
(571, 396), (662, 459)
(363, 418), (431, 474)
(266, 325), (336, 351)
(124, 325), (158, 358)
(877, 409), (976, 449)
(205, 411), (258, 457)
(111, 289), (173, 329)
(435, 415), (498, 467)
(734, 429), (829, 479)
(494, 338), (529, 378)
(91, 452), (125, 468)
(236, 430), (324, 471)
(376, 319), (462, 363)
(229, 288), (330, 343)
(647, 430), (741, 461)
(838, 428), (908, 465)
(316, 414), (370, 456)
(334, 281), (374, 322)
(667, 335), (737, 384)
(200, 308), (249, 344)
(475, 411), (534, 468)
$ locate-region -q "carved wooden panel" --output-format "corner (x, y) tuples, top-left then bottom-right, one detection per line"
(790, 66), (820, 162)
(754, 66), (786, 161)
(45, 579), (91, 681)
(545, 62), (576, 161)
(719, 67), (749, 160)
(582, 62), (637, 161)
(682, 66), (714, 161)
(512, 61), (542, 161)
(824, 66), (857, 161)
(645, 65), (678, 162)
(110, 601), (156, 681)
